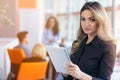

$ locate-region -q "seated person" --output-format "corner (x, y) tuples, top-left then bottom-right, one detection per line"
(12, 43), (49, 80)
(23, 43), (49, 62)
(14, 31), (31, 58)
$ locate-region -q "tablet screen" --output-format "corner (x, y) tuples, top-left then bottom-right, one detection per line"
(46, 46), (71, 74)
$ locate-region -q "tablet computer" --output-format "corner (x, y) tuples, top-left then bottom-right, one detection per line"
(46, 46), (71, 74)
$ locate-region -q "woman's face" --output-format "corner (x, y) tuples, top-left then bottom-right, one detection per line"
(49, 18), (56, 29)
(80, 9), (98, 36)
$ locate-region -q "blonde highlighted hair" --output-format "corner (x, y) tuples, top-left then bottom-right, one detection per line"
(31, 43), (47, 59)
(71, 2), (116, 54)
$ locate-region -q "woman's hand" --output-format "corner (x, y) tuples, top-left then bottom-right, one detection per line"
(62, 73), (68, 77)
(65, 62), (82, 80)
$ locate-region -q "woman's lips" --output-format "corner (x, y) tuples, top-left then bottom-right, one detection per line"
(84, 28), (90, 31)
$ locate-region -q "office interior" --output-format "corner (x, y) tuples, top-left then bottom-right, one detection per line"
(0, 0), (120, 80)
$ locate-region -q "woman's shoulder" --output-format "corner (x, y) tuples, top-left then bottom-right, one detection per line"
(101, 41), (116, 49)
(93, 37), (116, 50)
(100, 41), (116, 56)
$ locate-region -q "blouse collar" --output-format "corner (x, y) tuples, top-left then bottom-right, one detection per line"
(81, 35), (102, 47)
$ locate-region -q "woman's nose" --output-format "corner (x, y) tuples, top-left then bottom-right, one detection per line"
(84, 20), (90, 27)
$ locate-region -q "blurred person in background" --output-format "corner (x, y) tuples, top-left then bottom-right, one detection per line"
(42, 16), (62, 80)
(42, 16), (61, 46)
(12, 43), (49, 80)
(22, 43), (49, 80)
(14, 31), (31, 58)
(64, 2), (116, 80)
(23, 43), (49, 62)
(11, 31), (31, 80)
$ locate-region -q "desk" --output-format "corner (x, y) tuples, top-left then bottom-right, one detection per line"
(0, 38), (18, 80)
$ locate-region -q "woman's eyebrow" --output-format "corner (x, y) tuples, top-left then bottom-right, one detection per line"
(80, 16), (84, 18)
(80, 16), (95, 19)
(80, 16), (83, 17)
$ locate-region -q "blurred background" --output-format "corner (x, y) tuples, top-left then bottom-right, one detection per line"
(0, 0), (120, 48)
(0, 0), (120, 80)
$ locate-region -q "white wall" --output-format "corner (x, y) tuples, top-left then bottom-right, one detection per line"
(18, 0), (45, 54)
(19, 9), (44, 50)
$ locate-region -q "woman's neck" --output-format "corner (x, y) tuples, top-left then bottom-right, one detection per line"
(86, 34), (96, 44)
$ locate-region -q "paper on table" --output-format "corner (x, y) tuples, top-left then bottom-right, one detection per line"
(46, 46), (71, 74)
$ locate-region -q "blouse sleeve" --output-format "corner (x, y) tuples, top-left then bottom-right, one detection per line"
(92, 43), (116, 80)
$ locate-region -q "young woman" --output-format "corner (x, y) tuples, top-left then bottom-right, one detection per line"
(64, 2), (116, 80)
(42, 16), (61, 46)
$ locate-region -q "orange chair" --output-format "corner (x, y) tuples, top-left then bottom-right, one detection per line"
(17, 62), (48, 80)
(7, 49), (26, 64)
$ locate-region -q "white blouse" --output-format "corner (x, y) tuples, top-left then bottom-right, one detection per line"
(42, 28), (61, 46)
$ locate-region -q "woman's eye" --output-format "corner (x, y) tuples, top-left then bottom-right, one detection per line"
(80, 18), (85, 21)
(90, 18), (96, 22)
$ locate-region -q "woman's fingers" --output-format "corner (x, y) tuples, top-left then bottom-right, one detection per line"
(66, 62), (78, 70)
(67, 62), (76, 67)
(65, 62), (80, 76)
(62, 73), (68, 77)
(65, 65), (77, 73)
(67, 71), (75, 76)
(65, 62), (82, 79)
(66, 67), (75, 72)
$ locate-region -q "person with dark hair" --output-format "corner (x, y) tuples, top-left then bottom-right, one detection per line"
(64, 2), (116, 80)
(42, 16), (61, 46)
(14, 31), (31, 57)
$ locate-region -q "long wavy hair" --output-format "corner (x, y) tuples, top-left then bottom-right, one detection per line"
(71, 2), (116, 54)
(45, 16), (59, 36)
